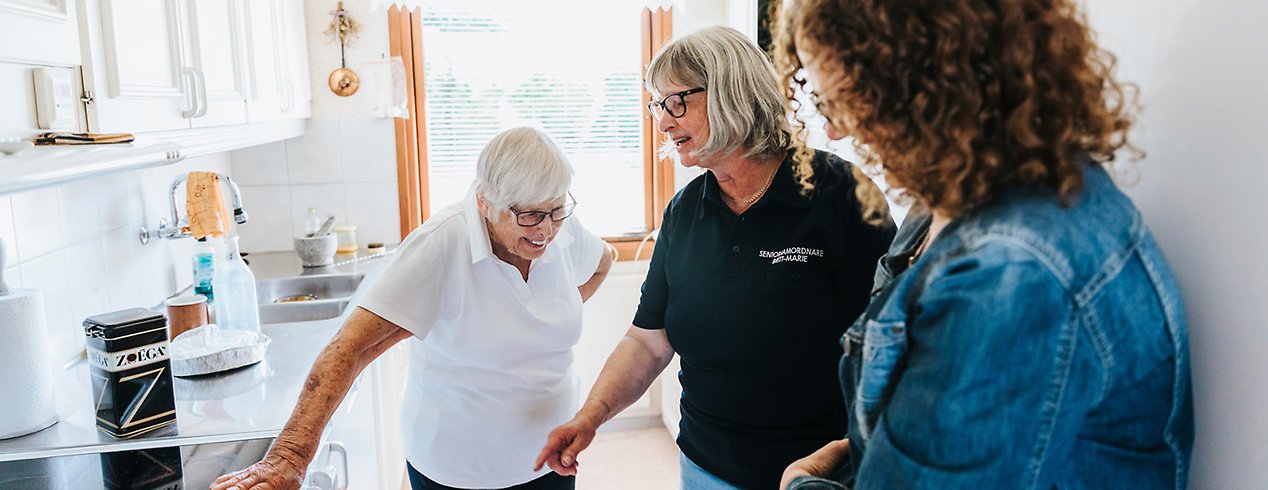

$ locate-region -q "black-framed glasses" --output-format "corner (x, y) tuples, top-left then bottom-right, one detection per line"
(509, 192), (577, 227)
(647, 88), (706, 120)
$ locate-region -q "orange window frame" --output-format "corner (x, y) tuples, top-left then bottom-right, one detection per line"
(389, 6), (674, 262)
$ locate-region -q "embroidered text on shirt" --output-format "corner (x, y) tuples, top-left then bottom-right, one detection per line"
(759, 246), (825, 264)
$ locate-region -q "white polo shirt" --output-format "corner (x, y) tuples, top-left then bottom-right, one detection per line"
(359, 189), (605, 488)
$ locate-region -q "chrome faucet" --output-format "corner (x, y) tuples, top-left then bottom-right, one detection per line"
(157, 173), (249, 240)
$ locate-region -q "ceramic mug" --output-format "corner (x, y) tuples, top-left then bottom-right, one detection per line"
(166, 295), (210, 339)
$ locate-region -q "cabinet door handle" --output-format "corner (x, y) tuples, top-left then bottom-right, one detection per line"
(181, 67), (198, 118)
(190, 66), (209, 118)
(327, 441), (349, 490)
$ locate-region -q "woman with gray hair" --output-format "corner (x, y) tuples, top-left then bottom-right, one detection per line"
(536, 26), (894, 489)
(213, 127), (613, 490)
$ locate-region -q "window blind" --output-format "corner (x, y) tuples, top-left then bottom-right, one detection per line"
(420, 0), (649, 237)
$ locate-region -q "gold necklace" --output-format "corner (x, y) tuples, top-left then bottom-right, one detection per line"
(727, 164), (779, 206)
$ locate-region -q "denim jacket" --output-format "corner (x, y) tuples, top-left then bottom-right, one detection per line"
(841, 164), (1194, 489)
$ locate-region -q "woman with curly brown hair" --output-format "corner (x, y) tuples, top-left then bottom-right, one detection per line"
(770, 0), (1194, 488)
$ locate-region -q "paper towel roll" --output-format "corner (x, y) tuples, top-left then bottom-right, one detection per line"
(0, 289), (59, 440)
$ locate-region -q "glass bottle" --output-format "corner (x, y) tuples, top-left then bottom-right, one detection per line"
(211, 236), (260, 333)
(304, 208), (321, 237)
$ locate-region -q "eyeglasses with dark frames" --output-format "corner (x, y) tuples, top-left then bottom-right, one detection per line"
(647, 87), (706, 120)
(509, 192), (577, 227)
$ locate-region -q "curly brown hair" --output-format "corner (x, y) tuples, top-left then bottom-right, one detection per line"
(771, 0), (1142, 217)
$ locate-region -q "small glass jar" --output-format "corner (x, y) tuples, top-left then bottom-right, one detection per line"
(334, 225), (358, 254)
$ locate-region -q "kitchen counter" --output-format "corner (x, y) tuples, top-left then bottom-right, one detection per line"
(0, 249), (395, 464)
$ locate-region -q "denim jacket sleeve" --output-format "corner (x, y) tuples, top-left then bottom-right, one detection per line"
(855, 240), (1100, 489)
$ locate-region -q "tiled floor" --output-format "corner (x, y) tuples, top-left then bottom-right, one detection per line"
(576, 428), (679, 490)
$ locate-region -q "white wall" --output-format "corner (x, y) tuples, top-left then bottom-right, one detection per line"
(226, 1), (400, 254)
(0, 154), (232, 364)
(1083, 1), (1268, 488)
(302, 0), (392, 120)
(230, 119), (400, 253)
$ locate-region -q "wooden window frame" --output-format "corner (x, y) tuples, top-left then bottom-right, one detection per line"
(608, 6), (673, 262)
(390, 5), (673, 262)
(389, 6), (429, 238)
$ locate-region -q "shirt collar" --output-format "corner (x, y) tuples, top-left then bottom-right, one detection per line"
(464, 187), (494, 265)
(879, 205), (932, 278)
(463, 186), (573, 266)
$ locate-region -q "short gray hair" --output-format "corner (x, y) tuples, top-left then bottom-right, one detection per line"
(475, 127), (573, 218)
(646, 26), (792, 162)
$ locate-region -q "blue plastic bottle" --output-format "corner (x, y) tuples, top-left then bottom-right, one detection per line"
(192, 237), (215, 301)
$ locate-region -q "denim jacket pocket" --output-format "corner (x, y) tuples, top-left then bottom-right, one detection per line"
(854, 318), (908, 443)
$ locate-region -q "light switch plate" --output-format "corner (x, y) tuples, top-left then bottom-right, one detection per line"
(32, 66), (77, 130)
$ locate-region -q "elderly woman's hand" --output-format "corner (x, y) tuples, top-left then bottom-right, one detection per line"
(210, 451), (306, 490)
(534, 414), (599, 476)
(535, 398), (614, 476)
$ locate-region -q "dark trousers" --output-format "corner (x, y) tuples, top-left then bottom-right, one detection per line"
(407, 462), (575, 490)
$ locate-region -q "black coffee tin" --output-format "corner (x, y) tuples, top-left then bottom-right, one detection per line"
(84, 308), (177, 439)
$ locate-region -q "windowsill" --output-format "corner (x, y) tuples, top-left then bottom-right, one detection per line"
(605, 236), (656, 262)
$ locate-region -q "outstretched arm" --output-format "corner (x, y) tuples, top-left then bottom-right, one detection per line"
(211, 307), (413, 490)
(535, 325), (675, 475)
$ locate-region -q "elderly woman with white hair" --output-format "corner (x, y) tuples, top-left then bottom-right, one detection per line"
(213, 127), (613, 490)
(536, 27), (894, 489)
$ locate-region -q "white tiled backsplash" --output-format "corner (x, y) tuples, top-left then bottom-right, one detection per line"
(0, 154), (231, 363)
(231, 118), (400, 253)
(0, 118), (398, 364)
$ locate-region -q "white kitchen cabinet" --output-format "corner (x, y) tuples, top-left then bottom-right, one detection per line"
(0, 0), (85, 139)
(78, 0), (198, 132)
(244, 0), (310, 122)
(183, 0), (250, 128)
(79, 0), (308, 133)
(369, 342), (409, 489)
(313, 345), (411, 490)
(280, 0), (312, 118)
(0, 0), (82, 66)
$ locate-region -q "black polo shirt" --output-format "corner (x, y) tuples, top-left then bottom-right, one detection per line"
(633, 150), (895, 489)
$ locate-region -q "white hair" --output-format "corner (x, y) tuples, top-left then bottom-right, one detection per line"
(645, 26), (793, 163)
(475, 127), (574, 219)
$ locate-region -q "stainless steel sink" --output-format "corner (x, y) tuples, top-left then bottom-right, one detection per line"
(258, 299), (350, 324)
(254, 273), (364, 325)
(256, 273), (365, 304)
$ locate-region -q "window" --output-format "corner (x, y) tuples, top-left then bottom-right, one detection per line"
(417, 0), (652, 238)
